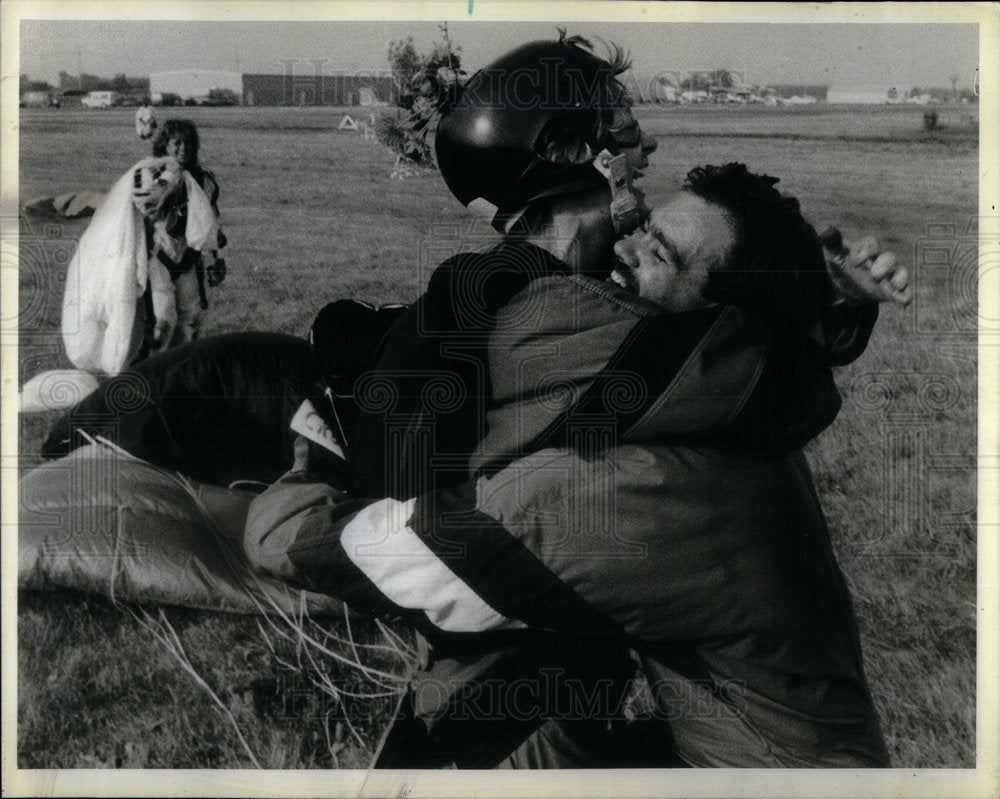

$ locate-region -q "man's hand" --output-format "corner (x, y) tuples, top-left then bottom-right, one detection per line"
(207, 257), (227, 287)
(820, 227), (912, 306)
(152, 220), (185, 265)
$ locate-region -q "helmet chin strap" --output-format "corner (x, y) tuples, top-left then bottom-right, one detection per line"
(593, 150), (644, 236)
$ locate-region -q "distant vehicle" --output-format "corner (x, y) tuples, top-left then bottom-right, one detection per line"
(81, 91), (118, 108)
(174, 88), (241, 107)
(205, 88), (240, 106)
(781, 95), (818, 106)
(193, 92), (240, 107)
(20, 91), (59, 108)
(154, 93), (183, 106)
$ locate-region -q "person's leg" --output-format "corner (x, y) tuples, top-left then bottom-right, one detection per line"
(127, 290), (154, 366)
(374, 635), (636, 769)
(639, 655), (785, 768)
(170, 269), (203, 346)
(640, 655), (890, 768)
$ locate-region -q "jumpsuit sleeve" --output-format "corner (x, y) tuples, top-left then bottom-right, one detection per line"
(813, 299), (880, 367)
(243, 468), (509, 630)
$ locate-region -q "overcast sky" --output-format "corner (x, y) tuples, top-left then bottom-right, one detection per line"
(18, 12), (980, 92)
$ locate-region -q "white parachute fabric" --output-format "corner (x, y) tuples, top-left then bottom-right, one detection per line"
(19, 445), (343, 616)
(60, 158), (218, 376)
(61, 167), (146, 375)
(179, 168), (218, 252)
(19, 369), (100, 413)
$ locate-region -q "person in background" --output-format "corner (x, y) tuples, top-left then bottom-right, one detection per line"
(134, 96), (157, 140)
(146, 119), (228, 347)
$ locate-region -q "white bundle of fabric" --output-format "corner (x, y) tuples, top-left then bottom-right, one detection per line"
(61, 156), (217, 376)
(19, 370), (101, 413)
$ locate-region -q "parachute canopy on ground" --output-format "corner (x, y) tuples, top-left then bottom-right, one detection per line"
(20, 445), (343, 615)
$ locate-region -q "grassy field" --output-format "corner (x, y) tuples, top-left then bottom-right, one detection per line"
(15, 102), (978, 768)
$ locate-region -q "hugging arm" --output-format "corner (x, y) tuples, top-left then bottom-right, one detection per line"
(814, 229), (910, 366)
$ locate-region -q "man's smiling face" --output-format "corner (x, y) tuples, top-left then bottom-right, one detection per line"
(612, 192), (738, 312)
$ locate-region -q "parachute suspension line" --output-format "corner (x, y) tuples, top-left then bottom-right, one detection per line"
(151, 401), (186, 471)
(297, 626), (373, 756)
(369, 686), (410, 772)
(170, 466), (411, 686)
(375, 618), (419, 660)
(128, 605), (263, 769)
(77, 438), (262, 766)
(324, 386), (351, 455)
(77, 431), (418, 756)
(228, 479), (270, 491)
(74, 431), (134, 607)
(109, 502), (125, 609)
(79, 430), (139, 460)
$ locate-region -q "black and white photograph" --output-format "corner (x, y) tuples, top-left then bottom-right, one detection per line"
(3, 2), (998, 797)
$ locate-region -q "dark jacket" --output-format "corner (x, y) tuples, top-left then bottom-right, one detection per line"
(246, 241), (888, 767)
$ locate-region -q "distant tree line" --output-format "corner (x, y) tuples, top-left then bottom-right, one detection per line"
(902, 85), (977, 103)
(20, 72), (150, 95)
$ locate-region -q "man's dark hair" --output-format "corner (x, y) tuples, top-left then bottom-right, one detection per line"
(152, 119), (200, 165)
(685, 163), (827, 334)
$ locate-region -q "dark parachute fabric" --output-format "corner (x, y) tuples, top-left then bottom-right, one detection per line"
(26, 315), (412, 613)
(26, 331), (345, 614)
(41, 332), (324, 488)
(308, 299), (408, 459)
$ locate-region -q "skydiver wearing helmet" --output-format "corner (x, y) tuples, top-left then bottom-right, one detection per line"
(433, 33), (654, 239)
(251, 35), (657, 766)
(246, 32), (900, 768)
(338, 32), (660, 502)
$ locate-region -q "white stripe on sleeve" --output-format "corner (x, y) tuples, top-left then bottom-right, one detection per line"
(340, 497), (526, 634)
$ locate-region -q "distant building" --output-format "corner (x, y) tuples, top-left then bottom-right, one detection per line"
(150, 69), (243, 102)
(59, 72), (107, 92)
(827, 89), (891, 105)
(769, 84), (829, 102)
(680, 89), (710, 104)
(241, 73), (397, 106)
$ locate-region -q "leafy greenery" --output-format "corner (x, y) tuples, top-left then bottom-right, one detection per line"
(377, 28), (465, 169)
(387, 30), (463, 112)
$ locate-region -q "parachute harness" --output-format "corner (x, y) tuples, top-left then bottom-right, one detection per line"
(593, 149), (643, 236)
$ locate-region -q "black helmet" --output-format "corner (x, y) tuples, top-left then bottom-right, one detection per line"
(435, 37), (636, 232)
